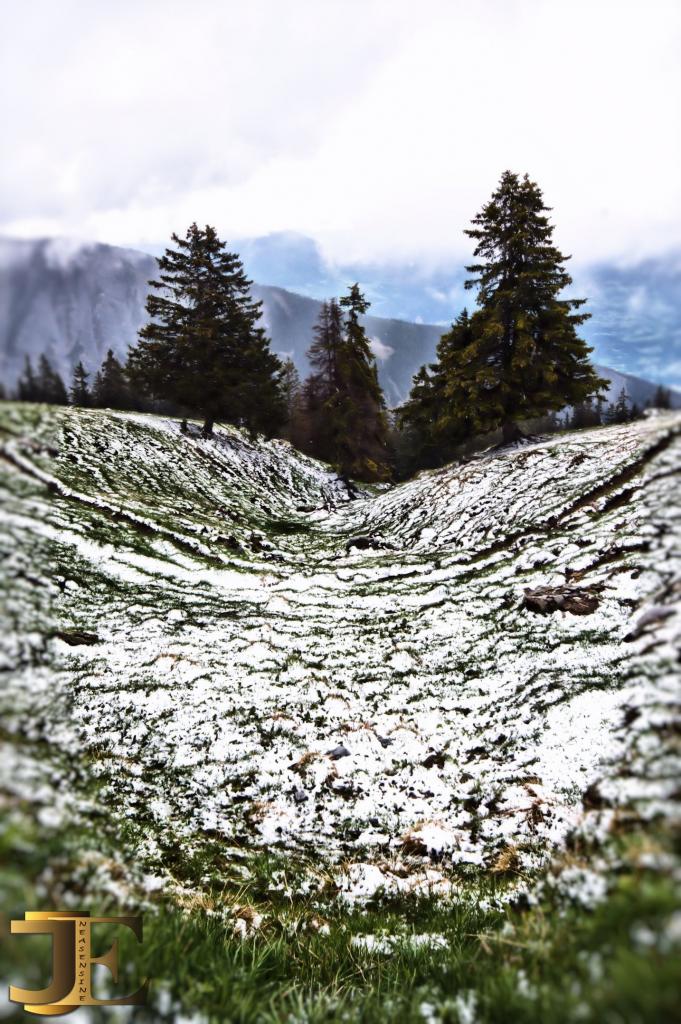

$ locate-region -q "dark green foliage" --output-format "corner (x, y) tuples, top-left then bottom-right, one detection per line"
(529, 408), (563, 434)
(651, 384), (672, 409)
(69, 360), (91, 407)
(398, 309), (479, 466)
(303, 298), (345, 465)
(127, 223), (285, 438)
(17, 356), (39, 402)
(38, 355), (68, 405)
(302, 287), (391, 481)
(16, 354), (68, 404)
(463, 171), (608, 440)
(571, 396), (603, 430)
(91, 348), (131, 409)
(401, 171), (608, 460)
(337, 284), (391, 480)
(607, 387), (632, 424)
(279, 357), (303, 441)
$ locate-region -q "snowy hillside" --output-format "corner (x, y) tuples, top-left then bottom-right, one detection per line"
(0, 236), (677, 409)
(1, 404), (679, 913)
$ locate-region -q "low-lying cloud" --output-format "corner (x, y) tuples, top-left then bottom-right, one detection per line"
(1, 0), (679, 267)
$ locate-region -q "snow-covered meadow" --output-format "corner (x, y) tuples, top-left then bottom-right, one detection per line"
(0, 404), (679, 908)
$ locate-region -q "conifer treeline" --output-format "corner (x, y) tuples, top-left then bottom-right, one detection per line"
(14, 349), (146, 411)
(5, 173), (675, 482)
(125, 222), (391, 479)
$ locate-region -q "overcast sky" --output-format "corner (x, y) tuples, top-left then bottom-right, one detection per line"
(1, 0), (679, 268)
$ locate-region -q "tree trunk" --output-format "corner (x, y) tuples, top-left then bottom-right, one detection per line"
(502, 419), (523, 443)
(202, 416), (214, 439)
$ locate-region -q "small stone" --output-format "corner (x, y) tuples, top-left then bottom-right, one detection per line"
(327, 744), (351, 760)
(52, 629), (99, 646)
(422, 751), (445, 769)
(346, 535), (381, 552)
(523, 584), (602, 615)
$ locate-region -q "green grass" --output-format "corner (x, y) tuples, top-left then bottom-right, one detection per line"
(2, 806), (680, 1023)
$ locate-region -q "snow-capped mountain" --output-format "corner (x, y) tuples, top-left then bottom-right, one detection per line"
(0, 236), (677, 408)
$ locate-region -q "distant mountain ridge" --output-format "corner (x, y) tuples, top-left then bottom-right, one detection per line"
(0, 236), (678, 410)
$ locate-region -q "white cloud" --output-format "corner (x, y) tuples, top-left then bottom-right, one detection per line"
(369, 337), (395, 361)
(1, 0), (679, 265)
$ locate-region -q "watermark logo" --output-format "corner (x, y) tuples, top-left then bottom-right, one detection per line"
(8, 911), (147, 1016)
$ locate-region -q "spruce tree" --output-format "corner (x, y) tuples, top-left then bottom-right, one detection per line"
(397, 365), (440, 467)
(91, 371), (105, 405)
(399, 173), (607, 465)
(293, 376), (324, 455)
(462, 171), (607, 442)
(651, 384), (671, 409)
(17, 356), (39, 402)
(303, 289), (390, 480)
(70, 361), (91, 407)
(36, 354), (68, 405)
(571, 396), (601, 430)
(399, 309), (478, 462)
(280, 358), (301, 419)
(336, 284), (391, 480)
(279, 357), (303, 441)
(127, 223), (284, 438)
(304, 300), (345, 464)
(92, 349), (130, 409)
(609, 387), (631, 424)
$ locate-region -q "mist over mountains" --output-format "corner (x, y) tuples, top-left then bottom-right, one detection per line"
(0, 235), (679, 409)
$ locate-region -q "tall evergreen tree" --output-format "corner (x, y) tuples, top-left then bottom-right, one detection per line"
(571, 396), (601, 430)
(463, 171), (607, 442)
(651, 384), (672, 409)
(92, 349), (131, 409)
(336, 284), (391, 480)
(293, 375), (324, 455)
(399, 172), (607, 463)
(279, 357), (304, 441)
(17, 354), (67, 404)
(308, 300), (344, 396)
(304, 300), (345, 464)
(127, 223), (284, 438)
(303, 289), (390, 480)
(399, 309), (478, 463)
(608, 387), (631, 424)
(17, 356), (39, 402)
(36, 354), (68, 405)
(70, 361), (91, 407)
